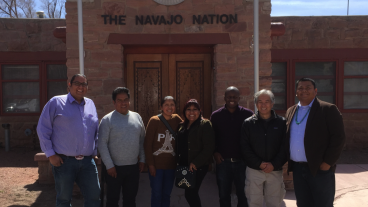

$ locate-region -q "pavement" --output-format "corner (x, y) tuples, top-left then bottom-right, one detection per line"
(113, 164), (368, 207)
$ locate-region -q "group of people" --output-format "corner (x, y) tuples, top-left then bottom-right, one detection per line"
(37, 74), (346, 207)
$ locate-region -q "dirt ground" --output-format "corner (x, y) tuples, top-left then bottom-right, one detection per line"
(0, 147), (367, 207)
(0, 148), (84, 207)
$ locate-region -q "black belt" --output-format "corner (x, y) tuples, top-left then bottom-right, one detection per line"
(57, 154), (91, 158)
(223, 158), (242, 162)
(294, 161), (308, 166)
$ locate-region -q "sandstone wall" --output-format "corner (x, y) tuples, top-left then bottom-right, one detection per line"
(0, 18), (66, 51)
(271, 16), (368, 150)
(65, 0), (273, 118)
(271, 16), (368, 49)
(0, 18), (66, 148)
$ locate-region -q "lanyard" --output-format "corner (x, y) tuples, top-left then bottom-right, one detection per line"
(295, 106), (311, 125)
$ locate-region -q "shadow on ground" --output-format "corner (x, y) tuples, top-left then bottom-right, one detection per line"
(21, 182), (84, 207)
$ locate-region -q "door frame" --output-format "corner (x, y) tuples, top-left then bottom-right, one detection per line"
(123, 45), (214, 80)
(126, 54), (169, 112)
(123, 45), (214, 116)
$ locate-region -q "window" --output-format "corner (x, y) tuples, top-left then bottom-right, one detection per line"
(271, 49), (368, 112)
(2, 65), (40, 113)
(295, 62), (336, 104)
(343, 61), (368, 109)
(271, 62), (287, 110)
(270, 60), (368, 112)
(0, 63), (67, 115)
(47, 64), (68, 100)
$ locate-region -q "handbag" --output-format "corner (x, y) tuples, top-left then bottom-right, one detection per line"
(174, 165), (196, 189)
(157, 114), (196, 189)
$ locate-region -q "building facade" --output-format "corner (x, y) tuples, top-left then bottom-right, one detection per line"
(0, 1), (367, 152)
(0, 18), (66, 148)
(271, 16), (368, 150)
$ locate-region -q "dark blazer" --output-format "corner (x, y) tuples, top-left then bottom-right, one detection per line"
(177, 119), (216, 168)
(240, 110), (287, 171)
(285, 98), (346, 176)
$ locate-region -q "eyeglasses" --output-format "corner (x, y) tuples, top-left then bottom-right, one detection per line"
(72, 82), (88, 87)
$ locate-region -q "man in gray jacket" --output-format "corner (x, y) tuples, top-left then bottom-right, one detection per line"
(98, 87), (145, 207)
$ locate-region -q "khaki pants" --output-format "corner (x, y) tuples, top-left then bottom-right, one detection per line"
(245, 167), (285, 207)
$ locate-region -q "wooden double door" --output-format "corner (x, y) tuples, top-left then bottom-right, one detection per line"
(127, 54), (212, 125)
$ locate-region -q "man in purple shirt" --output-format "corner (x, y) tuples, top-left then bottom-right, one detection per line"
(37, 74), (100, 207)
(210, 86), (253, 207)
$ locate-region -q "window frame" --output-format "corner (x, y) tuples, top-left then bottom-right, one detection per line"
(271, 48), (368, 113)
(338, 58), (368, 112)
(291, 59), (339, 106)
(0, 60), (67, 116)
(42, 61), (68, 106)
(270, 59), (290, 112)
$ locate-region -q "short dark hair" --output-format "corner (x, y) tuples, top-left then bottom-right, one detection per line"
(70, 74), (87, 84)
(296, 78), (316, 91)
(182, 99), (202, 127)
(161, 96), (176, 106)
(112, 87), (130, 101)
(224, 86), (240, 96)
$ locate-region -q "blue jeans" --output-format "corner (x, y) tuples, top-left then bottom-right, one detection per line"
(216, 160), (248, 207)
(148, 169), (175, 207)
(293, 162), (335, 207)
(51, 155), (101, 207)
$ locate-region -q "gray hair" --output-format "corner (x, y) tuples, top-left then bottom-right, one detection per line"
(254, 89), (275, 104)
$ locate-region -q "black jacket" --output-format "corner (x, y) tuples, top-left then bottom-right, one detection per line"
(285, 98), (345, 176)
(177, 118), (216, 168)
(240, 110), (287, 171)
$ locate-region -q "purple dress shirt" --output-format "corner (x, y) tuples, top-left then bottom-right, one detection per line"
(37, 93), (99, 158)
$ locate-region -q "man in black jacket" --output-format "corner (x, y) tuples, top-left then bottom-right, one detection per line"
(240, 89), (287, 207)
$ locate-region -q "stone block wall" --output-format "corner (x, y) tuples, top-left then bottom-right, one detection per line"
(0, 18), (66, 51)
(271, 16), (368, 49)
(0, 118), (39, 149)
(0, 18), (66, 148)
(270, 16), (368, 150)
(65, 0), (273, 118)
(343, 113), (368, 150)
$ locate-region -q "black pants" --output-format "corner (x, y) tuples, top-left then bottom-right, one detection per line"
(216, 160), (247, 207)
(184, 165), (208, 207)
(105, 164), (140, 207)
(293, 162), (335, 207)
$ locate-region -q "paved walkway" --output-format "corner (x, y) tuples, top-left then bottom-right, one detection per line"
(124, 164), (368, 207)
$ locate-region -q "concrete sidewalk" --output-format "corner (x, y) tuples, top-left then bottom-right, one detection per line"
(128, 164), (368, 207)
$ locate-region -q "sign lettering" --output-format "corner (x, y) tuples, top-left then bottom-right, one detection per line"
(101, 14), (237, 25)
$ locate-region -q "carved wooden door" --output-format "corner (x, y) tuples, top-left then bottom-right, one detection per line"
(127, 54), (211, 126)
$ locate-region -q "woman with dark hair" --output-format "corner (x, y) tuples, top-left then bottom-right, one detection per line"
(177, 99), (216, 207)
(144, 96), (183, 207)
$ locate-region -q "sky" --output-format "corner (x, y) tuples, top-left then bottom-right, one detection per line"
(34, 0), (66, 18)
(33, 0), (368, 18)
(271, 0), (368, 16)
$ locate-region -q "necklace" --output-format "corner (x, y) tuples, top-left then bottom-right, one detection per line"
(295, 106), (311, 125)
